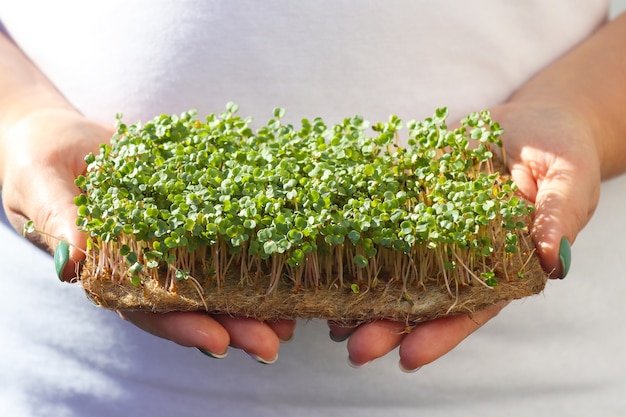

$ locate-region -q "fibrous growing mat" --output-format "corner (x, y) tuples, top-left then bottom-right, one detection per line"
(76, 104), (548, 323)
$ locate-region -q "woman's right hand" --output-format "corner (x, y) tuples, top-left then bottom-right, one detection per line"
(1, 107), (295, 362)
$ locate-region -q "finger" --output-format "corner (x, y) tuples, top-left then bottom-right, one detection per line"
(345, 320), (406, 367)
(328, 320), (358, 342)
(398, 301), (508, 371)
(213, 315), (282, 364)
(120, 311), (230, 357)
(265, 319), (297, 342)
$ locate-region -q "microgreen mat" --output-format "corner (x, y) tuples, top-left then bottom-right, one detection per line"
(74, 104), (535, 298)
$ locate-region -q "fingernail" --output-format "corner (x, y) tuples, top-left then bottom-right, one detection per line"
(558, 237), (571, 279)
(399, 361), (422, 373)
(197, 348), (228, 359)
(348, 356), (370, 369)
(329, 331), (351, 343)
(248, 353), (278, 365)
(54, 241), (70, 281)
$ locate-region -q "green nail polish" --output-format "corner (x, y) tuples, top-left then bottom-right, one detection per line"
(197, 348), (228, 359)
(329, 331), (351, 343)
(54, 241), (70, 281)
(558, 237), (571, 279)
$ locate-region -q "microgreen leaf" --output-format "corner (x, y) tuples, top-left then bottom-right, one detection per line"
(23, 220), (36, 236)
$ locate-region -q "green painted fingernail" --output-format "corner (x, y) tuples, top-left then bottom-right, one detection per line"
(197, 348), (228, 359)
(54, 241), (70, 281)
(558, 237), (571, 279)
(329, 331), (351, 343)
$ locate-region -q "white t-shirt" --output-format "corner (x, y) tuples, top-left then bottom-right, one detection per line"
(3, 1), (626, 416)
(0, 0), (610, 126)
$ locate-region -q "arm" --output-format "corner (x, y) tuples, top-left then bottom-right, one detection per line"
(0, 32), (294, 362)
(341, 12), (626, 371)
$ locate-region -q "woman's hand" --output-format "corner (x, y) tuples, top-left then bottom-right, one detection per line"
(1, 108), (295, 363)
(332, 100), (602, 371)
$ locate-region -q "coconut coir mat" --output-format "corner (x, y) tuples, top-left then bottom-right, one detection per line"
(81, 243), (548, 323)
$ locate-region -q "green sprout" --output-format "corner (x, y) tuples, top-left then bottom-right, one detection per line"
(75, 105), (535, 297)
(23, 220), (36, 236)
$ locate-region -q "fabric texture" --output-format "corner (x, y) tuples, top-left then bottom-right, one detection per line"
(2, 1), (625, 416)
(0, 0), (609, 126)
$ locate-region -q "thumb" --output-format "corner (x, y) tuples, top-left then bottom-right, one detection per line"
(48, 187), (87, 282)
(516, 157), (600, 279)
(8, 165), (86, 282)
(2, 110), (112, 281)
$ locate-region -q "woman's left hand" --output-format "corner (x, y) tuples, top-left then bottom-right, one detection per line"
(330, 99), (602, 371)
